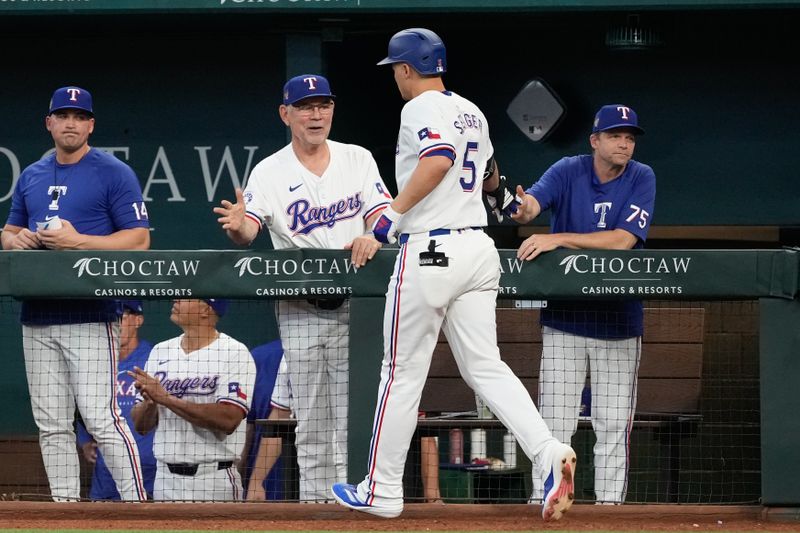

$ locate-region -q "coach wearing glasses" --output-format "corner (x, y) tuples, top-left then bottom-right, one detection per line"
(214, 74), (392, 501)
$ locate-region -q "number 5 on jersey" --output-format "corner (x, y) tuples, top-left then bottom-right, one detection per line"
(459, 141), (479, 192)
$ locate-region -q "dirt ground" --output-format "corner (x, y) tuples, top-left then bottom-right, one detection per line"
(1, 502), (799, 531)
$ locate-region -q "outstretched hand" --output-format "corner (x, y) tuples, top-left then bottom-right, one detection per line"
(214, 188), (247, 232)
(484, 176), (521, 223)
(510, 186), (537, 224)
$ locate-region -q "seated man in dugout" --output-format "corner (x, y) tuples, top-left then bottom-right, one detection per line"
(131, 299), (256, 501)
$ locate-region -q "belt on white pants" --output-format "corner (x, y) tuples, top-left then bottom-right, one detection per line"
(164, 460), (233, 477)
(398, 227), (483, 245)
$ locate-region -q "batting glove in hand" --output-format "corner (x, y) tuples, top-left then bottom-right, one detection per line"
(372, 206), (402, 244)
(485, 175), (522, 222)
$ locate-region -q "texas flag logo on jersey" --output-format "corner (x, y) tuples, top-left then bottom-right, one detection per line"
(418, 127), (441, 140)
(228, 382), (247, 401)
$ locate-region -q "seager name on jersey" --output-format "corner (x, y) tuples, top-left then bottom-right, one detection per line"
(453, 112), (484, 135)
(154, 371), (220, 398)
(287, 193), (363, 235)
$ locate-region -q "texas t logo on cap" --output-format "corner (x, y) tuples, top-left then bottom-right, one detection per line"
(49, 86), (94, 116)
(282, 74), (336, 106)
(592, 103), (644, 135)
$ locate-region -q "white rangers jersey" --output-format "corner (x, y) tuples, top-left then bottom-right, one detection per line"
(394, 90), (493, 234)
(243, 140), (392, 249)
(141, 333), (256, 464)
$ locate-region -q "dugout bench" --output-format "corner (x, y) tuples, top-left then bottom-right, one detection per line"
(417, 306), (705, 503)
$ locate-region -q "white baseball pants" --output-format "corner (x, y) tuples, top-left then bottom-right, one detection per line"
(277, 299), (349, 502)
(357, 230), (558, 508)
(531, 326), (641, 503)
(22, 322), (145, 501)
(154, 461), (242, 501)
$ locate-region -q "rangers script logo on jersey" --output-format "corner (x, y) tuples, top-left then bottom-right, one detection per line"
(154, 371), (220, 398)
(287, 193), (363, 236)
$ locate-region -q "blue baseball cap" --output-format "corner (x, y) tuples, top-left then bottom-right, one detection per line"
(282, 74), (335, 106)
(592, 104), (644, 135)
(119, 300), (143, 315)
(203, 298), (229, 318)
(49, 86), (94, 116)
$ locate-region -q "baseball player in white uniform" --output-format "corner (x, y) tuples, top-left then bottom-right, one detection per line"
(130, 299), (255, 501)
(332, 28), (577, 522)
(214, 74), (391, 501)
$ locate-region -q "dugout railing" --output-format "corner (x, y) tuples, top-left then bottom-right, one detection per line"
(0, 248), (797, 509)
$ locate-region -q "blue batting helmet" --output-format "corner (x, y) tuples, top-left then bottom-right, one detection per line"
(377, 28), (446, 75)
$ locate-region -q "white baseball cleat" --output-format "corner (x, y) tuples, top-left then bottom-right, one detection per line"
(541, 442), (577, 521)
(331, 483), (403, 518)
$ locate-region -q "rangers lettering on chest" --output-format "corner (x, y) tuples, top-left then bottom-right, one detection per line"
(154, 371), (220, 398)
(286, 193), (363, 235)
